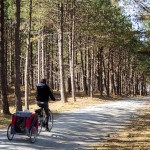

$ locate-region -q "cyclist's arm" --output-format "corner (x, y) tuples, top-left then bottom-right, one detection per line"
(47, 86), (55, 101)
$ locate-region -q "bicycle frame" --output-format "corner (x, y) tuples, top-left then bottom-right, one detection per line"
(36, 102), (53, 134)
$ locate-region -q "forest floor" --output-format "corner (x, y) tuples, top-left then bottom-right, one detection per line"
(1, 88), (150, 149)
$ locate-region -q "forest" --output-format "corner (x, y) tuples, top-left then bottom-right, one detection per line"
(0, 0), (150, 115)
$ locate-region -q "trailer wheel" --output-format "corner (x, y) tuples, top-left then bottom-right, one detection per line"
(29, 126), (37, 143)
(7, 124), (14, 140)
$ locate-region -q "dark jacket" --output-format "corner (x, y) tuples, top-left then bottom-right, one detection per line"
(36, 83), (55, 102)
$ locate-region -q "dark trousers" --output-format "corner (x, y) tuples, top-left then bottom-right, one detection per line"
(43, 103), (50, 126)
(37, 101), (50, 126)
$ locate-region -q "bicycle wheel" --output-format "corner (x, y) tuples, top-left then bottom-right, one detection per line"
(38, 116), (43, 134)
(7, 124), (14, 140)
(48, 110), (53, 131)
(29, 126), (37, 143)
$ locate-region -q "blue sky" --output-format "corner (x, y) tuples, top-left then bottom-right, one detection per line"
(118, 0), (150, 41)
(118, 0), (143, 30)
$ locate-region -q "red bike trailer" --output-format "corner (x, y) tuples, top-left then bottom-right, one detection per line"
(7, 111), (38, 143)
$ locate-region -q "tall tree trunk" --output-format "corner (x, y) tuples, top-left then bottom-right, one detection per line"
(38, 30), (41, 83)
(90, 48), (94, 97)
(41, 28), (45, 79)
(86, 46), (91, 96)
(57, 2), (67, 102)
(15, 0), (22, 111)
(24, 0), (32, 110)
(80, 48), (87, 95)
(67, 49), (71, 93)
(68, 1), (76, 101)
(98, 47), (103, 96)
(106, 48), (110, 97)
(5, 22), (8, 91)
(46, 37), (50, 83)
(110, 49), (116, 95)
(50, 32), (54, 89)
(30, 39), (34, 89)
(0, 0), (10, 114)
(102, 53), (107, 95)
(10, 20), (14, 85)
(24, 38), (29, 110)
(135, 71), (139, 95)
(116, 66), (120, 95)
(119, 66), (122, 95)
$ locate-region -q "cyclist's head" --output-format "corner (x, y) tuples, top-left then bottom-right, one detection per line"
(41, 79), (46, 84)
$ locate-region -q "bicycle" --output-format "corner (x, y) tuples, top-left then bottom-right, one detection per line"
(35, 101), (53, 134)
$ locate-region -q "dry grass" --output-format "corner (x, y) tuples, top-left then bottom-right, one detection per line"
(93, 106), (150, 150)
(2, 86), (129, 114)
(8, 91), (120, 114)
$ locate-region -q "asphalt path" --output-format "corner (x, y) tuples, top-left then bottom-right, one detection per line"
(0, 97), (150, 150)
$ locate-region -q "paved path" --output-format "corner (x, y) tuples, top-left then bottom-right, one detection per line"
(0, 97), (150, 150)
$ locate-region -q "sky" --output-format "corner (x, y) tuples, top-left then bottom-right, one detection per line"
(118, 0), (143, 30)
(118, 0), (150, 41)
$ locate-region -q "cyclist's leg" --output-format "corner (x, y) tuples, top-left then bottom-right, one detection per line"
(43, 103), (50, 130)
(48, 109), (53, 131)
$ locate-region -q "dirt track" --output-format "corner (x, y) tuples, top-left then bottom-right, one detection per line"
(0, 97), (149, 150)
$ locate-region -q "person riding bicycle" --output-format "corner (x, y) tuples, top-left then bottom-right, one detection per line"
(36, 79), (55, 131)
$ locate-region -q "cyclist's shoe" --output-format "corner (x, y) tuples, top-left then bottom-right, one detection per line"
(42, 122), (45, 127)
(45, 126), (50, 132)
(45, 128), (50, 131)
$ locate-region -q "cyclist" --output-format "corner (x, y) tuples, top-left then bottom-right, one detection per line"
(36, 79), (55, 131)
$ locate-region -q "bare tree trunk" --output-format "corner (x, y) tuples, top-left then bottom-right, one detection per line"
(110, 49), (116, 95)
(50, 32), (54, 89)
(0, 0), (10, 114)
(24, 0), (32, 110)
(30, 39), (34, 89)
(4, 23), (8, 91)
(9, 35), (13, 84)
(57, 2), (67, 102)
(41, 28), (45, 79)
(68, 1), (76, 101)
(9, 20), (14, 85)
(67, 48), (71, 93)
(86, 46), (90, 96)
(80, 47), (87, 95)
(102, 53), (107, 95)
(46, 36), (50, 83)
(24, 38), (29, 110)
(135, 71), (139, 95)
(140, 72), (145, 96)
(15, 0), (22, 111)
(90, 48), (94, 97)
(98, 47), (103, 96)
(107, 48), (110, 97)
(38, 30), (41, 83)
